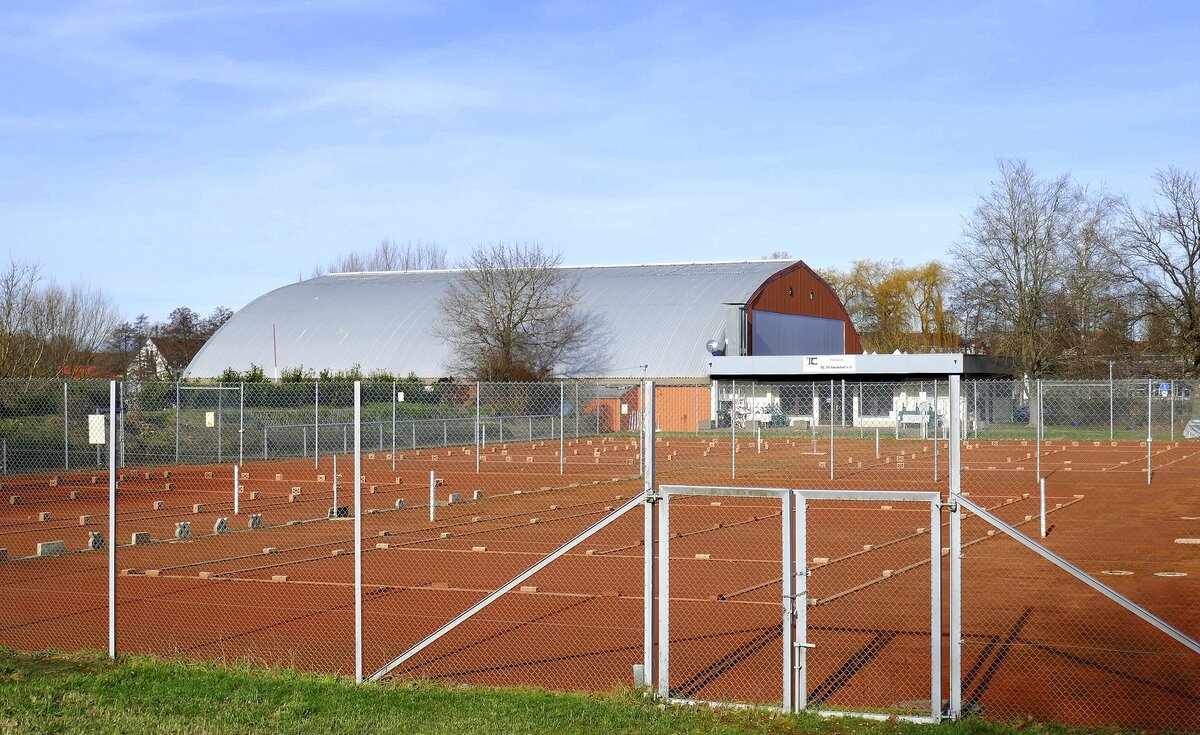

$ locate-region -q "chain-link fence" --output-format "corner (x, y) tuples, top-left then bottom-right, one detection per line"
(1, 376), (1197, 730)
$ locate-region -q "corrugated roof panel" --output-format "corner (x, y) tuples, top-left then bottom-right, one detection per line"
(185, 260), (799, 379)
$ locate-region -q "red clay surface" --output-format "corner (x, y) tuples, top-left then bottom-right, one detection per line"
(2, 433), (1198, 731)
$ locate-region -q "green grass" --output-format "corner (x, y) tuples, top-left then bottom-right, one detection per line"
(0, 651), (1119, 735)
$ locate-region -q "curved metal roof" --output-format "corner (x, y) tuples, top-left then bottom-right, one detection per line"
(185, 260), (802, 379)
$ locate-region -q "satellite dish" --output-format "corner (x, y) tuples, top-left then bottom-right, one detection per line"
(706, 339), (722, 356)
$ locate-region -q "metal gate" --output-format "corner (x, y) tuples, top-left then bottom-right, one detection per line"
(656, 485), (943, 722)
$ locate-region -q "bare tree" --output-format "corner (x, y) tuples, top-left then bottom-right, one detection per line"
(0, 258), (123, 378)
(762, 250), (792, 259)
(315, 239), (448, 276)
(950, 159), (1080, 379)
(1116, 167), (1200, 374)
(437, 242), (601, 380)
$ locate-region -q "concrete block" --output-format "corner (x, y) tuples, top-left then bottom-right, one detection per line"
(0, 548), (6, 562)
(204, 471), (213, 479)
(275, 473), (284, 481)
(472, 546), (487, 552)
(394, 499), (406, 510)
(263, 547), (277, 554)
(249, 491), (260, 500)
(882, 570), (894, 578)
(153, 500), (165, 511)
(198, 571), (214, 579)
(193, 504), (204, 513)
(39, 512), (51, 522)
(519, 585), (539, 593)
(50, 475), (61, 486)
(37, 541), (66, 557)
(68, 490), (80, 500)
(473, 490), (484, 500)
(375, 543), (391, 549)
(316, 474), (325, 482)
(271, 575), (288, 583)
(8, 496), (19, 505)
(811, 557), (829, 565)
(440, 532), (452, 538)
(79, 515), (91, 526)
(694, 553), (711, 560)
(163, 471), (171, 478)
(144, 569), (160, 578)
(529, 518), (540, 524)
(213, 517), (229, 534)
(175, 522), (191, 540)
(292, 486), (302, 494)
(248, 514), (263, 530)
(435, 478), (445, 487)
(88, 532), (105, 550)
(164, 483), (174, 491)
(447, 492), (462, 504)
(131, 532), (151, 545)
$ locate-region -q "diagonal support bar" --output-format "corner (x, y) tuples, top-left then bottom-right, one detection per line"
(367, 493), (646, 682)
(956, 495), (1200, 656)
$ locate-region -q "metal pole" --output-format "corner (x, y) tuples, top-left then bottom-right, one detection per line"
(175, 381), (180, 463)
(263, 426), (267, 461)
(314, 382), (319, 469)
(411, 422), (415, 450)
(475, 382), (480, 474)
(303, 426), (307, 458)
(875, 427), (880, 459)
(1147, 377), (1153, 485)
(829, 379), (834, 481)
(234, 464), (240, 515)
(972, 380), (978, 439)
(354, 381), (363, 684)
(948, 373), (962, 719)
(559, 381), (565, 475)
(795, 494), (808, 710)
(108, 380), (116, 659)
(239, 383), (244, 466)
(1109, 362), (1114, 441)
(1040, 476), (1046, 538)
(643, 380), (656, 689)
(840, 378), (846, 427)
(1171, 379), (1176, 441)
(655, 489), (670, 699)
(63, 382), (69, 471)
(343, 424), (347, 454)
(332, 455), (338, 513)
(933, 380), (939, 483)
(1036, 379), (1042, 482)
(392, 381), (397, 471)
(218, 386), (223, 464)
(119, 382), (125, 468)
(731, 379), (736, 478)
(429, 470), (435, 522)
(858, 383), (863, 438)
(575, 383), (579, 438)
(781, 489), (794, 712)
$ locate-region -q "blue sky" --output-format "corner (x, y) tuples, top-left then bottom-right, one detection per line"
(3, 0), (1198, 321)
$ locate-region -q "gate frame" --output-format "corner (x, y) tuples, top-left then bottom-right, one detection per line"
(656, 484), (943, 723)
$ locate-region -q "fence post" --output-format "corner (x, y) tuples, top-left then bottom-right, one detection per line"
(392, 381), (397, 471)
(353, 381), (363, 684)
(233, 464), (240, 515)
(108, 380), (117, 659)
(217, 386), (223, 464)
(63, 382), (69, 471)
(1036, 379), (1042, 483)
(642, 380), (656, 691)
(730, 379), (737, 478)
(332, 455), (338, 513)
(781, 488), (795, 712)
(575, 383), (580, 438)
(1040, 476), (1046, 538)
(119, 382), (125, 468)
(559, 381), (565, 475)
(1170, 379), (1176, 441)
(948, 374), (962, 720)
(475, 382), (481, 474)
(1147, 377), (1153, 485)
(314, 382), (320, 469)
(239, 382), (244, 467)
(175, 381), (181, 463)
(933, 380), (939, 483)
(263, 426), (267, 461)
(429, 470), (436, 522)
(1109, 362), (1115, 441)
(829, 379), (835, 481)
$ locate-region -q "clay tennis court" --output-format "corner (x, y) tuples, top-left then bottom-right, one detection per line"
(2, 434), (1198, 730)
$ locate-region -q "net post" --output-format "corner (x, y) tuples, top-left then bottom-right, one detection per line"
(948, 374), (962, 719)
(642, 379), (657, 693)
(656, 486), (671, 700)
